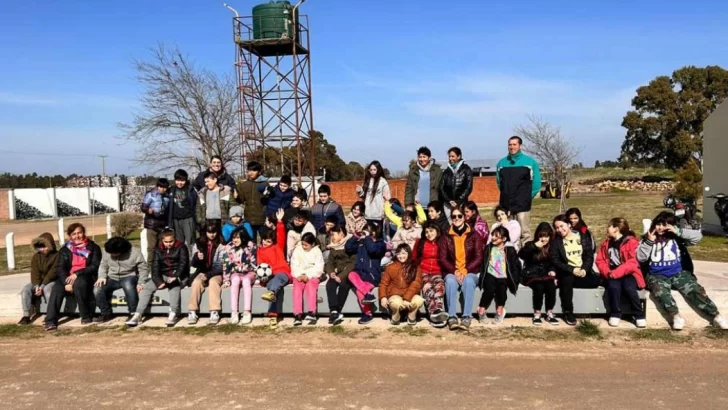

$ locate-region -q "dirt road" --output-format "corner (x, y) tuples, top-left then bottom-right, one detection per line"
(1, 330), (727, 409)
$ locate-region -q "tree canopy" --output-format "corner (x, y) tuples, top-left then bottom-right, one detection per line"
(620, 65), (728, 170)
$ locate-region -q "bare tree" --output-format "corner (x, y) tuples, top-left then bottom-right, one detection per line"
(119, 45), (240, 173)
(514, 115), (582, 212)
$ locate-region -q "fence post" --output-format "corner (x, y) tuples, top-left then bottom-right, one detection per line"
(57, 218), (65, 247)
(8, 190), (16, 220)
(5, 232), (14, 271)
(642, 219), (651, 235)
(140, 228), (148, 262)
(106, 214), (112, 240)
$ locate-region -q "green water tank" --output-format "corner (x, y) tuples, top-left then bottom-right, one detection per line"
(252, 1), (298, 40)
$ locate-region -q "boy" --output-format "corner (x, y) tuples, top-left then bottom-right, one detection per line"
(168, 169), (197, 248)
(239, 161), (268, 241)
(287, 209), (317, 260)
(141, 178), (170, 259)
(260, 174), (296, 217)
(126, 228), (190, 328)
(93, 237), (148, 322)
(195, 171), (233, 228)
(223, 205), (253, 243)
(317, 215), (339, 252)
(310, 184), (345, 232)
(18, 233), (59, 325)
(283, 192), (307, 228)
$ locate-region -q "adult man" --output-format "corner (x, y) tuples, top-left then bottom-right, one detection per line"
(405, 146), (442, 207)
(496, 136), (541, 245)
(141, 178), (170, 259)
(93, 237), (149, 322)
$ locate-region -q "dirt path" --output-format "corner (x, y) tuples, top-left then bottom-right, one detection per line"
(0, 215), (110, 247)
(1, 331), (727, 409)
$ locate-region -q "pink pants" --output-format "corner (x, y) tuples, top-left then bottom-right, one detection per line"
(292, 277), (320, 316)
(230, 272), (255, 313)
(348, 271), (374, 315)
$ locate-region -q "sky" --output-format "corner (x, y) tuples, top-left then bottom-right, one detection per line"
(1, 0), (728, 177)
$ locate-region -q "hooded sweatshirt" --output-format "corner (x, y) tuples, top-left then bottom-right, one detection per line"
(30, 233), (59, 286)
(99, 247), (149, 282)
(636, 228), (702, 277)
(291, 246), (325, 279)
(287, 221), (316, 260)
(405, 158), (443, 206)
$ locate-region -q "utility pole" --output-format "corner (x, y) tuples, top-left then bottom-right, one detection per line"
(99, 155), (108, 177)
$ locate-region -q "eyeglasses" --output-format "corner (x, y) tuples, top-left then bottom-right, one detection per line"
(452, 214), (464, 220)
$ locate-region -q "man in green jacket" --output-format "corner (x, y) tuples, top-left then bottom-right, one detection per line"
(496, 136), (541, 246)
(404, 146), (443, 207)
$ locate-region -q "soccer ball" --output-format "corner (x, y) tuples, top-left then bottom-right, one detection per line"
(255, 263), (273, 280)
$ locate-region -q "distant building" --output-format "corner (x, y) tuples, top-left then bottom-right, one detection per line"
(702, 101), (728, 234)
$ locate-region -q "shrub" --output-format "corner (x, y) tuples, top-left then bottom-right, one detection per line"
(575, 319), (602, 339)
(111, 213), (143, 238)
(674, 161), (702, 199)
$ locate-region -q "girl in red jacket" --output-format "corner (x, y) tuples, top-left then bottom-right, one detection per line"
(413, 220), (448, 327)
(258, 209), (293, 328)
(595, 217), (646, 328)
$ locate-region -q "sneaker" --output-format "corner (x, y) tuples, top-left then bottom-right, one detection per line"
(43, 322), (57, 332)
(447, 317), (459, 331)
(431, 309), (449, 325)
(635, 319), (647, 328)
(208, 311), (220, 326)
(307, 315), (318, 326)
(546, 313), (559, 326)
(166, 312), (178, 327)
(672, 315), (686, 331)
(81, 317), (94, 325)
(328, 311), (338, 325)
(712, 315), (728, 330)
(241, 312), (253, 325)
(126, 313), (142, 327)
(261, 290), (276, 302)
(293, 314), (303, 326)
(407, 318), (417, 326)
(304, 312), (316, 322)
(362, 294), (376, 305)
(564, 312), (577, 326)
(608, 317), (621, 327)
(229, 312), (239, 325)
(188, 311), (199, 325)
(390, 310), (401, 324)
(532, 315), (543, 326)
(94, 314), (113, 324)
(358, 314), (373, 325)
(478, 313), (489, 325)
(269, 317), (278, 329)
(17, 316), (31, 325)
(390, 317), (401, 326)
(333, 313), (345, 326)
(459, 317), (472, 331)
(494, 309), (506, 325)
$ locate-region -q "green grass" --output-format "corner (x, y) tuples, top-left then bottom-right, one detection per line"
(469, 327), (573, 342)
(388, 326), (430, 337)
(0, 324), (42, 338)
(703, 327), (728, 340)
(576, 319), (602, 339)
(628, 329), (693, 343)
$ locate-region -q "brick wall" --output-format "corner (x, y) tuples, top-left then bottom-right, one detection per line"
(0, 189), (9, 221)
(326, 177), (499, 207)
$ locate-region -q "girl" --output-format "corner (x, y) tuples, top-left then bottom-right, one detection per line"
(426, 200), (450, 234)
(344, 221), (387, 324)
(637, 211), (728, 330)
(478, 226), (521, 325)
(551, 214), (601, 326)
(43, 223), (102, 331)
(518, 222), (559, 326)
(346, 201), (368, 237)
(188, 223), (226, 326)
(463, 200), (489, 242)
(413, 221), (448, 327)
(379, 244), (424, 326)
(222, 227), (257, 325)
(439, 207), (485, 331)
(357, 160), (391, 231)
(390, 210), (423, 250)
(595, 217), (646, 328)
(258, 209), (293, 328)
(287, 209), (316, 260)
(438, 147), (473, 220)
(489, 206), (521, 250)
(325, 225), (355, 325)
(290, 233), (325, 326)
(566, 207), (595, 251)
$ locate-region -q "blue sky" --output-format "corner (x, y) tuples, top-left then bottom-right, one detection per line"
(2, 0), (728, 176)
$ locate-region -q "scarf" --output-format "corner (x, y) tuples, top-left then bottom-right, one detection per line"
(67, 239), (90, 258)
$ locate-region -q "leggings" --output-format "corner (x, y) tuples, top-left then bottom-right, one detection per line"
(230, 272), (256, 313)
(292, 277), (320, 315)
(348, 271), (375, 315)
(528, 280), (557, 312)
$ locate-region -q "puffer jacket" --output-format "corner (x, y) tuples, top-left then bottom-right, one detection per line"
(141, 189), (170, 231)
(413, 238), (441, 274)
(405, 159), (443, 205)
(467, 213), (489, 242)
(325, 235), (356, 281)
(439, 161), (473, 206)
(222, 241), (257, 280)
(256, 221), (292, 280)
(56, 240), (102, 283)
(311, 199), (346, 231)
(379, 261), (423, 302)
(439, 226), (484, 275)
(345, 236), (387, 285)
(596, 235), (645, 288)
(479, 244), (521, 294)
(150, 240), (190, 287)
(30, 233), (59, 286)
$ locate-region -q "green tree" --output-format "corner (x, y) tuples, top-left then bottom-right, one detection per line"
(674, 161), (703, 200)
(620, 65), (728, 170)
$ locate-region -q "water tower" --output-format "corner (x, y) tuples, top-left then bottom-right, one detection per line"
(227, 1), (315, 192)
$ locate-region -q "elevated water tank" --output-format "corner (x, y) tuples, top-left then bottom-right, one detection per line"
(252, 1), (298, 40)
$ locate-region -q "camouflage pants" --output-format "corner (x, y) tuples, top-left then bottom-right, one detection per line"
(646, 271), (718, 317)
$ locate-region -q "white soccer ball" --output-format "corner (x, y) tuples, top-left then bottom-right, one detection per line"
(255, 263), (273, 280)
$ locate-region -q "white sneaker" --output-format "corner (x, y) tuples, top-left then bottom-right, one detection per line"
(230, 312), (240, 325)
(241, 312), (253, 325)
(166, 312), (178, 327)
(635, 319), (647, 328)
(608, 317), (621, 327)
(126, 313), (142, 327)
(672, 316), (686, 331)
(713, 315), (728, 330)
(187, 311), (199, 325)
(208, 311), (220, 326)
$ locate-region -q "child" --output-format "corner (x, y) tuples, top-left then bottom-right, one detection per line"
(379, 244), (424, 326)
(345, 201), (367, 237)
(222, 227), (257, 325)
(345, 221), (387, 324)
(637, 211), (728, 330)
(239, 160), (268, 241)
(463, 200), (489, 242)
(195, 171), (234, 228)
(596, 217), (646, 328)
(18, 233), (58, 325)
(390, 210), (423, 250)
(187, 223), (226, 326)
(519, 222), (558, 326)
(287, 209), (316, 260)
(489, 206), (521, 250)
(426, 200), (450, 234)
(168, 169), (198, 248)
(141, 178), (170, 258)
(222, 206), (253, 243)
(357, 160), (391, 231)
(258, 209), (293, 328)
(127, 228), (190, 328)
(478, 226), (521, 324)
(283, 192), (306, 228)
(325, 225), (356, 325)
(260, 174), (296, 217)
(413, 221), (448, 327)
(311, 184), (346, 231)
(404, 202), (428, 225)
(290, 233), (325, 326)
(317, 215), (339, 252)
(566, 207), (595, 251)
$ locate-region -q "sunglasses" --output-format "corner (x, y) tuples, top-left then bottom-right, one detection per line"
(452, 214), (464, 220)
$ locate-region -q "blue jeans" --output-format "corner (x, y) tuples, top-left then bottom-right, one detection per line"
(266, 273), (289, 314)
(93, 276), (139, 315)
(445, 273), (478, 318)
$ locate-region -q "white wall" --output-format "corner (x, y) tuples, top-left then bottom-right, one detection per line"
(56, 188), (91, 215)
(90, 187), (120, 211)
(703, 102), (728, 233)
(14, 188), (56, 218)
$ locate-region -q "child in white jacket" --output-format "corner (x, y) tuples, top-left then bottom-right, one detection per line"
(290, 232), (325, 326)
